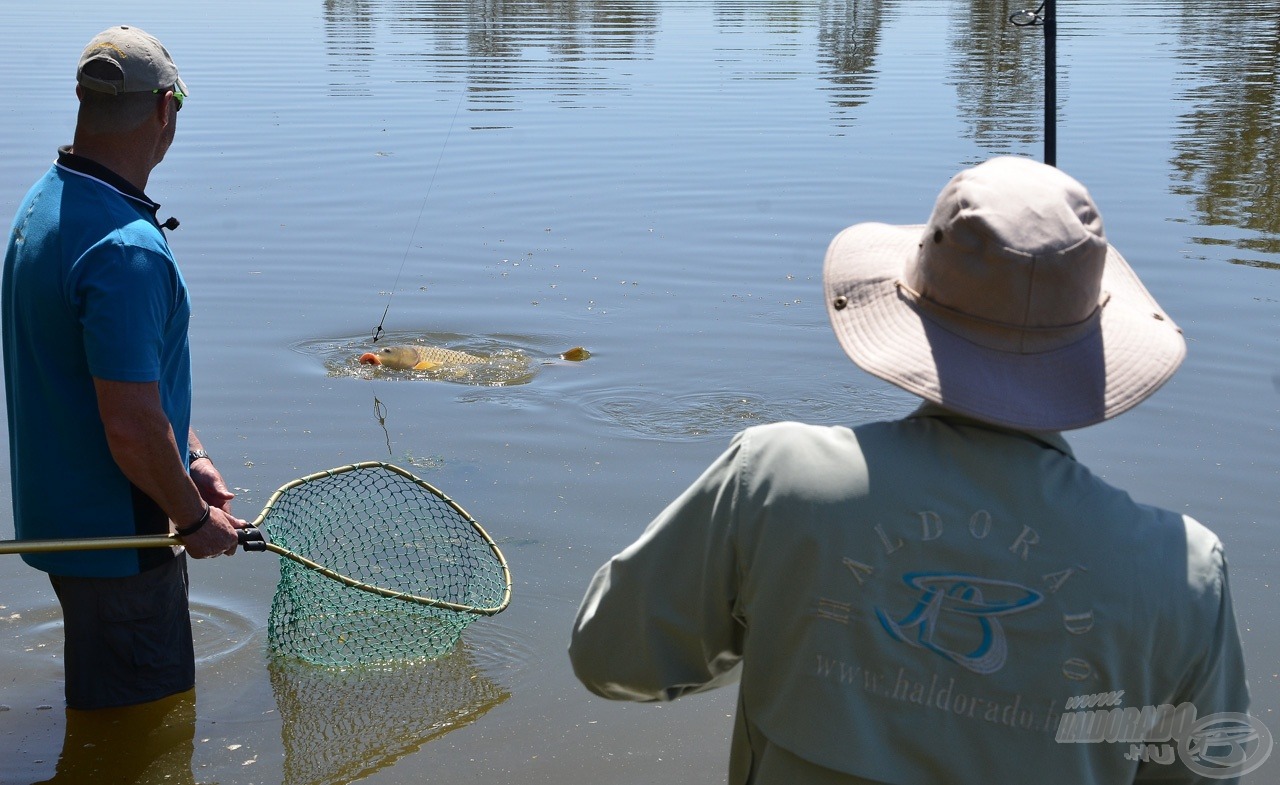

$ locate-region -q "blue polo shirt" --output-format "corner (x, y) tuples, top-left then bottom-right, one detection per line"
(3, 149), (192, 577)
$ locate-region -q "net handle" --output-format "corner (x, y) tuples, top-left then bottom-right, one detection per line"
(0, 462), (513, 616)
(0, 532), (183, 554)
(0, 527), (264, 554)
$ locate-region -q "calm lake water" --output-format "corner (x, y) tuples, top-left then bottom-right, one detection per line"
(2, 1), (1278, 783)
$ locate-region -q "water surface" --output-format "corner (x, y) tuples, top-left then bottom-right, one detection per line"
(1, 1), (1278, 783)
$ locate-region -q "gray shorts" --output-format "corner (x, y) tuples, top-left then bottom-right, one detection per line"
(48, 554), (195, 710)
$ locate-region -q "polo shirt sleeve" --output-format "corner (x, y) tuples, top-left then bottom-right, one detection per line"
(72, 237), (176, 383)
(569, 432), (748, 701)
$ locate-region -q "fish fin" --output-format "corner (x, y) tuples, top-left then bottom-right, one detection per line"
(412, 361), (441, 371)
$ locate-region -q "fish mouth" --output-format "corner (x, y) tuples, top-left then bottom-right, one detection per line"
(358, 352), (382, 366)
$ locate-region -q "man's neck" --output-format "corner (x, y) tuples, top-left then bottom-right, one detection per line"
(69, 135), (155, 192)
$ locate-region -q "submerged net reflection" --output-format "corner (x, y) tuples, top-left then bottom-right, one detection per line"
(270, 644), (509, 785)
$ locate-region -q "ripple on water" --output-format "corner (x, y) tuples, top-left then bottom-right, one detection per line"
(3, 601), (64, 681)
(191, 600), (263, 664)
(1, 597), (260, 670)
(461, 616), (534, 681)
(577, 384), (912, 441)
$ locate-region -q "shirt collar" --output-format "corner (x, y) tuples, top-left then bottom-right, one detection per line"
(55, 145), (163, 221)
(907, 401), (1074, 458)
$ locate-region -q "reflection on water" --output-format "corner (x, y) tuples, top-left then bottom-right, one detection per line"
(32, 692), (197, 785)
(714, 0), (889, 122)
(1170, 1), (1280, 267)
(815, 0), (889, 119)
(324, 0), (377, 96)
(324, 0), (660, 119)
(323, 0), (895, 126)
(314, 0), (1280, 276)
(951, 0), (1047, 155)
(369, 394), (455, 466)
(269, 643), (509, 785)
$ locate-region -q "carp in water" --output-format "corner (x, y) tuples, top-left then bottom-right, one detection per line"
(358, 344), (590, 371)
(358, 345), (486, 371)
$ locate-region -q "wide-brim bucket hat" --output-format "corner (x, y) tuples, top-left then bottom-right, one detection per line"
(823, 156), (1185, 431)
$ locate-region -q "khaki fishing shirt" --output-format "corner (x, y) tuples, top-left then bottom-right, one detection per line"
(570, 407), (1250, 784)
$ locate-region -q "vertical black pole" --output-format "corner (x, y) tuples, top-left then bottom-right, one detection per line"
(1044, 0), (1057, 166)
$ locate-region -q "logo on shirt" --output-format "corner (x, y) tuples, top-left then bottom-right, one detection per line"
(876, 572), (1043, 675)
(817, 509), (1097, 682)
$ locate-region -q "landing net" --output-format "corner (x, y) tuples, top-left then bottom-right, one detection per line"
(262, 463), (510, 666)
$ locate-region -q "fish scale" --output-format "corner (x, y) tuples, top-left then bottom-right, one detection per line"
(359, 345), (486, 370)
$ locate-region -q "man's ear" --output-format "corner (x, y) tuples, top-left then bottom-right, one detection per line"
(156, 90), (175, 127)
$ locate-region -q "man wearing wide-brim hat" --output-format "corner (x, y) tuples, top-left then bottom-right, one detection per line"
(570, 157), (1253, 783)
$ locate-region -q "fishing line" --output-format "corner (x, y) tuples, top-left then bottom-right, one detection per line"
(367, 92), (466, 463)
(372, 88), (468, 343)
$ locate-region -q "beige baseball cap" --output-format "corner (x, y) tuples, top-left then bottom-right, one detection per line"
(77, 25), (188, 97)
(823, 156), (1186, 431)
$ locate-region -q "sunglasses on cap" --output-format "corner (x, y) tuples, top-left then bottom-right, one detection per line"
(152, 85), (185, 111)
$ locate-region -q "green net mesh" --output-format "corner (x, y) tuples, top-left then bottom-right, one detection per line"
(263, 463), (510, 667)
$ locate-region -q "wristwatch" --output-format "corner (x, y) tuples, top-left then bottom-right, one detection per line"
(188, 449), (210, 465)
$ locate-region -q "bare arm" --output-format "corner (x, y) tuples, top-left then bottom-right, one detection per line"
(187, 427), (236, 514)
(93, 378), (244, 557)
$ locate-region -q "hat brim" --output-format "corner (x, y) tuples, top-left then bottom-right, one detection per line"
(823, 222), (1186, 431)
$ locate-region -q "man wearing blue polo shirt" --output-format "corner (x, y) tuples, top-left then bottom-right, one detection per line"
(3, 26), (247, 710)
